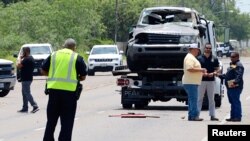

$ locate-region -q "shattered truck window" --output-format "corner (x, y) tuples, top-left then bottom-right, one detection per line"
(141, 10), (192, 25)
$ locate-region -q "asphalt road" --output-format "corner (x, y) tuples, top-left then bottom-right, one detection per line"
(0, 57), (249, 141)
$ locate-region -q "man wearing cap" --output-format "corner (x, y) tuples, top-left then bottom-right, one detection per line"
(41, 38), (87, 141)
(182, 43), (207, 121)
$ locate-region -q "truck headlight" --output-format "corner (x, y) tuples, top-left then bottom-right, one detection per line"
(180, 35), (197, 43)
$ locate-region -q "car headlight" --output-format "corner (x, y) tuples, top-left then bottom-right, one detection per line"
(180, 35), (198, 43)
(88, 59), (95, 62)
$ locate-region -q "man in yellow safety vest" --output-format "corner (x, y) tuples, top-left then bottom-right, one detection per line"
(41, 38), (87, 141)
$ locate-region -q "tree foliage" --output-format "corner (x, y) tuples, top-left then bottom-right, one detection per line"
(0, 0), (249, 58)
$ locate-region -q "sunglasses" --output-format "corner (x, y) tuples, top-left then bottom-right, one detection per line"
(230, 56), (237, 58)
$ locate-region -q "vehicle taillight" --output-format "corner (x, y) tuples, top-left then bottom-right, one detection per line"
(117, 78), (130, 86)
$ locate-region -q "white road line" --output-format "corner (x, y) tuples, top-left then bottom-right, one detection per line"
(246, 96), (250, 101)
(34, 127), (45, 131)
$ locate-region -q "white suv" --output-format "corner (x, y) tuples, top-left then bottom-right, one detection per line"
(87, 45), (123, 76)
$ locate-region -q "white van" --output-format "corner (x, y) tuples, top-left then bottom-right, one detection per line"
(14, 43), (53, 77)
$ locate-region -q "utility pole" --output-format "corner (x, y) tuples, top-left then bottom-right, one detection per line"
(224, 0), (230, 43)
(114, 0), (118, 43)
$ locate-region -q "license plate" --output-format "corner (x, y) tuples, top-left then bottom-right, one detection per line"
(33, 68), (38, 72)
(0, 83), (4, 88)
(100, 63), (107, 67)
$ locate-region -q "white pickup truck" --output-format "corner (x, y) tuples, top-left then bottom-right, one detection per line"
(0, 59), (16, 97)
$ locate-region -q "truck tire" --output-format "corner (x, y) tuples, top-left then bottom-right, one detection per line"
(122, 103), (133, 109)
(215, 94), (222, 107)
(88, 69), (95, 76)
(134, 103), (145, 109)
(0, 90), (10, 97)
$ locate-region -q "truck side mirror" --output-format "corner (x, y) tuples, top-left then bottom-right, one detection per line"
(194, 24), (206, 37)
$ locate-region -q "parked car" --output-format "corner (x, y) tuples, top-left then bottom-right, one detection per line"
(13, 43), (53, 80)
(216, 42), (234, 57)
(87, 45), (123, 76)
(0, 59), (16, 97)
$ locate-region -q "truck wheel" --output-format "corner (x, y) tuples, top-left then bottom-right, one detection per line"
(217, 51), (222, 57)
(134, 103), (145, 109)
(122, 103), (133, 109)
(88, 69), (95, 76)
(0, 90), (10, 97)
(215, 94), (222, 107)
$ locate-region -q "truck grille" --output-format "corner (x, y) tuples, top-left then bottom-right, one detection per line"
(94, 59), (112, 62)
(136, 33), (180, 44)
(34, 59), (44, 68)
(0, 64), (13, 76)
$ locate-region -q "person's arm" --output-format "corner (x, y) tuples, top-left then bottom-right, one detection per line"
(40, 56), (51, 76)
(76, 55), (87, 81)
(233, 63), (244, 85)
(187, 68), (206, 73)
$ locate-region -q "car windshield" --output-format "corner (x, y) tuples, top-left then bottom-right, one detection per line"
(30, 46), (51, 55)
(91, 47), (118, 55)
(140, 9), (194, 25)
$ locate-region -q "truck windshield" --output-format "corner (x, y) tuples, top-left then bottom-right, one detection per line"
(30, 46), (51, 55)
(140, 10), (193, 25)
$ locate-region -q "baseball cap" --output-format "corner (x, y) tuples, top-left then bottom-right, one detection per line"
(64, 38), (76, 47)
(189, 43), (200, 49)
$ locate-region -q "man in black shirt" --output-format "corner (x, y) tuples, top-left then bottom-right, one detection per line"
(17, 47), (39, 113)
(197, 43), (220, 121)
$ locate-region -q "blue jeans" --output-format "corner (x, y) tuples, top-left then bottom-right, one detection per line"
(183, 84), (199, 119)
(21, 81), (38, 110)
(227, 88), (242, 119)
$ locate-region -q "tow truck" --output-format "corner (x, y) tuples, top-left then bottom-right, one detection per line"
(113, 7), (223, 109)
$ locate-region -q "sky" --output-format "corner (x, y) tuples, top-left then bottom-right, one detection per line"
(235, 0), (250, 13)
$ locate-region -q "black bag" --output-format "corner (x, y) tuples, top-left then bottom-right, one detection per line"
(75, 82), (83, 100)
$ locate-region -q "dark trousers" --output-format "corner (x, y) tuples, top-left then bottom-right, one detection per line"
(227, 88), (243, 119)
(43, 91), (77, 141)
(21, 81), (38, 110)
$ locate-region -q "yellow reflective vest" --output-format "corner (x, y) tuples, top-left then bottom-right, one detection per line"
(47, 48), (78, 92)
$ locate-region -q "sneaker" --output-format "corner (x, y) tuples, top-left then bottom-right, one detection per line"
(188, 117), (203, 121)
(17, 109), (28, 113)
(226, 118), (233, 121)
(211, 116), (219, 121)
(31, 107), (39, 113)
